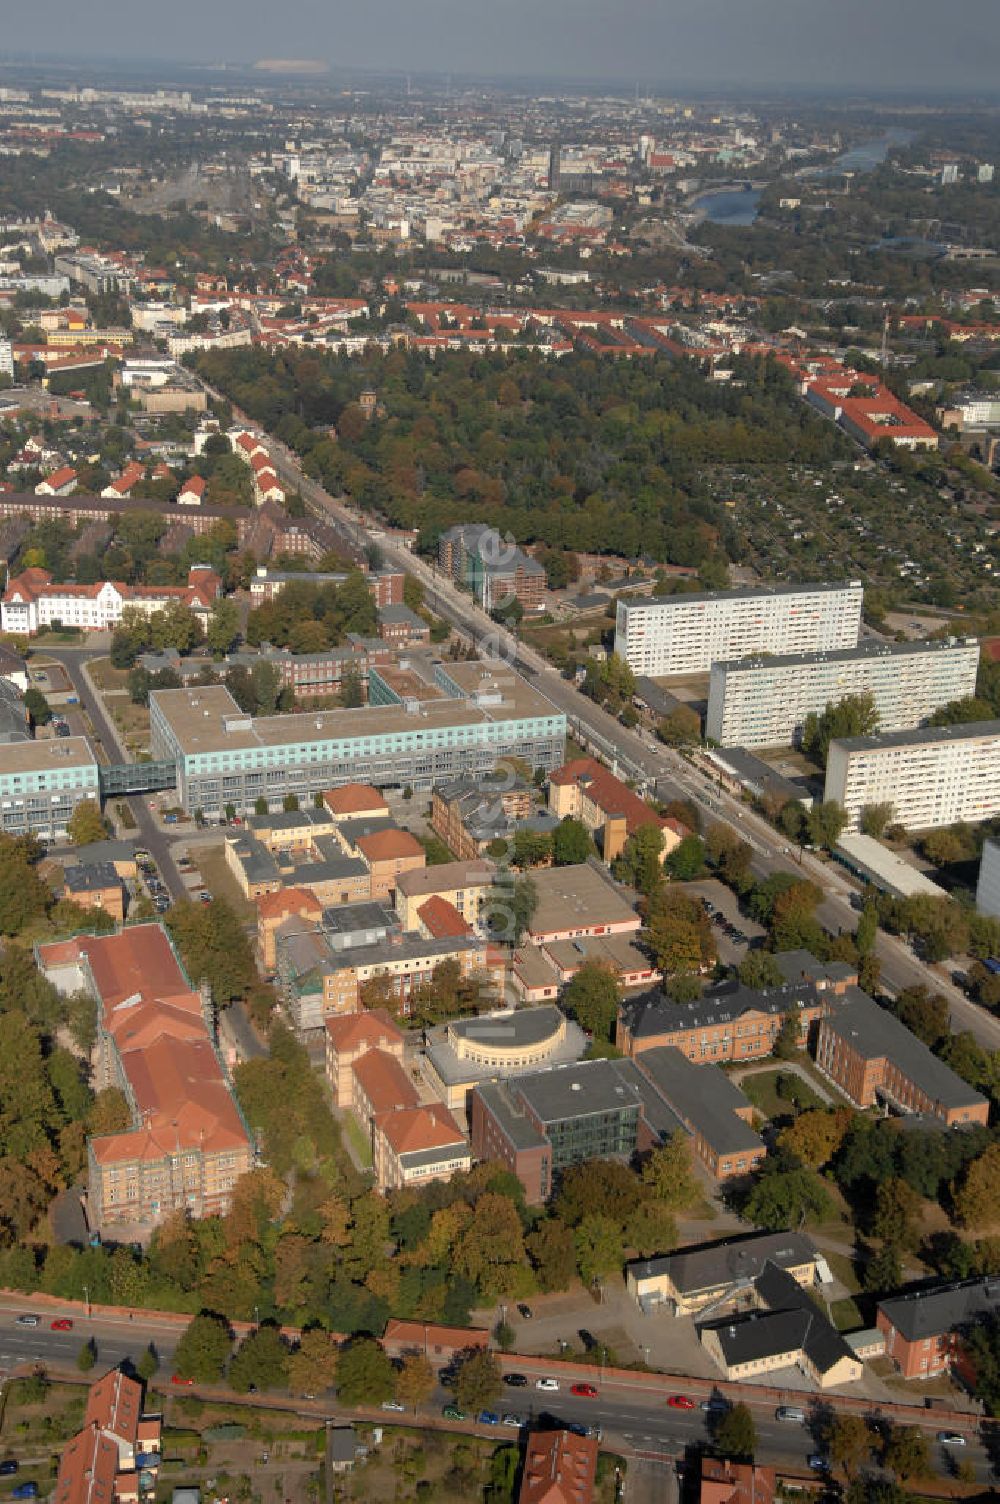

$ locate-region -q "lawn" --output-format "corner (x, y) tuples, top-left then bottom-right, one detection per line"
(191, 845), (256, 924)
(740, 1068), (826, 1121)
(86, 657), (129, 692)
(342, 1111), (374, 1169)
(105, 695), (151, 757)
(829, 1295), (865, 1332)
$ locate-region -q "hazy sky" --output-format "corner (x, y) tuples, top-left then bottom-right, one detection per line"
(3, 0), (999, 93)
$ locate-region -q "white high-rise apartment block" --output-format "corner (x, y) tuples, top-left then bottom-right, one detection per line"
(975, 838), (1000, 917)
(825, 721), (1000, 831)
(706, 638), (980, 749)
(0, 338), (13, 380)
(614, 581), (863, 678)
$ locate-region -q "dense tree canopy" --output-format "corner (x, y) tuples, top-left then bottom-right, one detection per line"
(196, 346), (848, 566)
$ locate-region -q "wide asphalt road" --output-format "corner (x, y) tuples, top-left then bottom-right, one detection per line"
(0, 1304), (992, 1486)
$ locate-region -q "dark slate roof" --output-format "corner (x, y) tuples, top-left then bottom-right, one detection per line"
(622, 980), (821, 1040)
(629, 1231), (818, 1296)
(772, 950), (857, 987)
(753, 1262), (858, 1377)
(64, 861), (121, 893)
(635, 1047), (764, 1160)
(824, 988), (988, 1113)
(878, 1278), (1000, 1343)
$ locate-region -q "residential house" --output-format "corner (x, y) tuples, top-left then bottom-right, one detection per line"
(548, 756), (681, 863)
(519, 1428), (597, 1504)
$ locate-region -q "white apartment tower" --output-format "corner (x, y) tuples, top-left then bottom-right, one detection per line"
(825, 721), (1000, 831)
(976, 839), (1000, 918)
(706, 638), (980, 749)
(614, 581), (863, 678)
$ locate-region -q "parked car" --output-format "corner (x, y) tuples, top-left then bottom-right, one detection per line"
(503, 1374), (528, 1387)
(12, 1483), (37, 1499)
(570, 1383), (598, 1398)
(0, 1461), (18, 1476)
(478, 1411), (500, 1426)
(381, 1400), (405, 1412)
(535, 1378), (560, 1392)
(442, 1405), (466, 1421)
(775, 1406), (806, 1424)
(15, 1315), (39, 1327)
(501, 1415), (522, 1429)
(807, 1456), (831, 1473)
(517, 1303), (533, 1319)
(170, 1374), (194, 1386)
(701, 1397), (729, 1414)
(666, 1395), (695, 1410)
(937, 1433), (967, 1447)
(50, 1318), (73, 1331)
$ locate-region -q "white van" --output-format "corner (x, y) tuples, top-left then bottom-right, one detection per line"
(776, 1406), (807, 1424)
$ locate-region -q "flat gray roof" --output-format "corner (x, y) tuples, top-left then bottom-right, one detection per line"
(151, 667), (563, 756)
(712, 635), (979, 674)
(512, 1057), (645, 1124)
(0, 735), (97, 774)
(527, 859), (640, 936)
(831, 719), (1000, 755)
(619, 580), (862, 612)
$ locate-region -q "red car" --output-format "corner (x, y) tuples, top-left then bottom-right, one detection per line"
(50, 1318), (73, 1332)
(570, 1383), (598, 1398)
(667, 1395), (695, 1410)
(170, 1374), (194, 1386)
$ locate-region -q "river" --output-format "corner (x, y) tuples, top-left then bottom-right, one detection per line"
(693, 128), (916, 226)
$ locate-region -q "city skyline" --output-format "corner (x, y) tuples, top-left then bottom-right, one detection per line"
(1, 0), (999, 93)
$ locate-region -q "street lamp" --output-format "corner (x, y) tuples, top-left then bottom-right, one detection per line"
(83, 1284), (91, 1319)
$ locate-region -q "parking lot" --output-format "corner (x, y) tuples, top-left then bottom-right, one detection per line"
(682, 879), (766, 966)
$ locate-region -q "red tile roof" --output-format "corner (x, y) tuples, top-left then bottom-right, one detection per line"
(256, 886), (323, 923)
(325, 1008), (404, 1054)
(549, 756), (666, 837)
(519, 1429), (598, 1504)
(37, 924), (250, 1162)
(356, 827), (425, 864)
(417, 895), (472, 939)
(351, 1048), (419, 1116)
(52, 1423), (119, 1504)
(84, 1368), (142, 1444)
(377, 1101), (466, 1156)
(323, 783), (389, 816)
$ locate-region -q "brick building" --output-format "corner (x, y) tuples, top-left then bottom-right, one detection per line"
(618, 978), (834, 1064)
(37, 924), (253, 1236)
(877, 1278), (1000, 1380)
(815, 989), (990, 1126)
